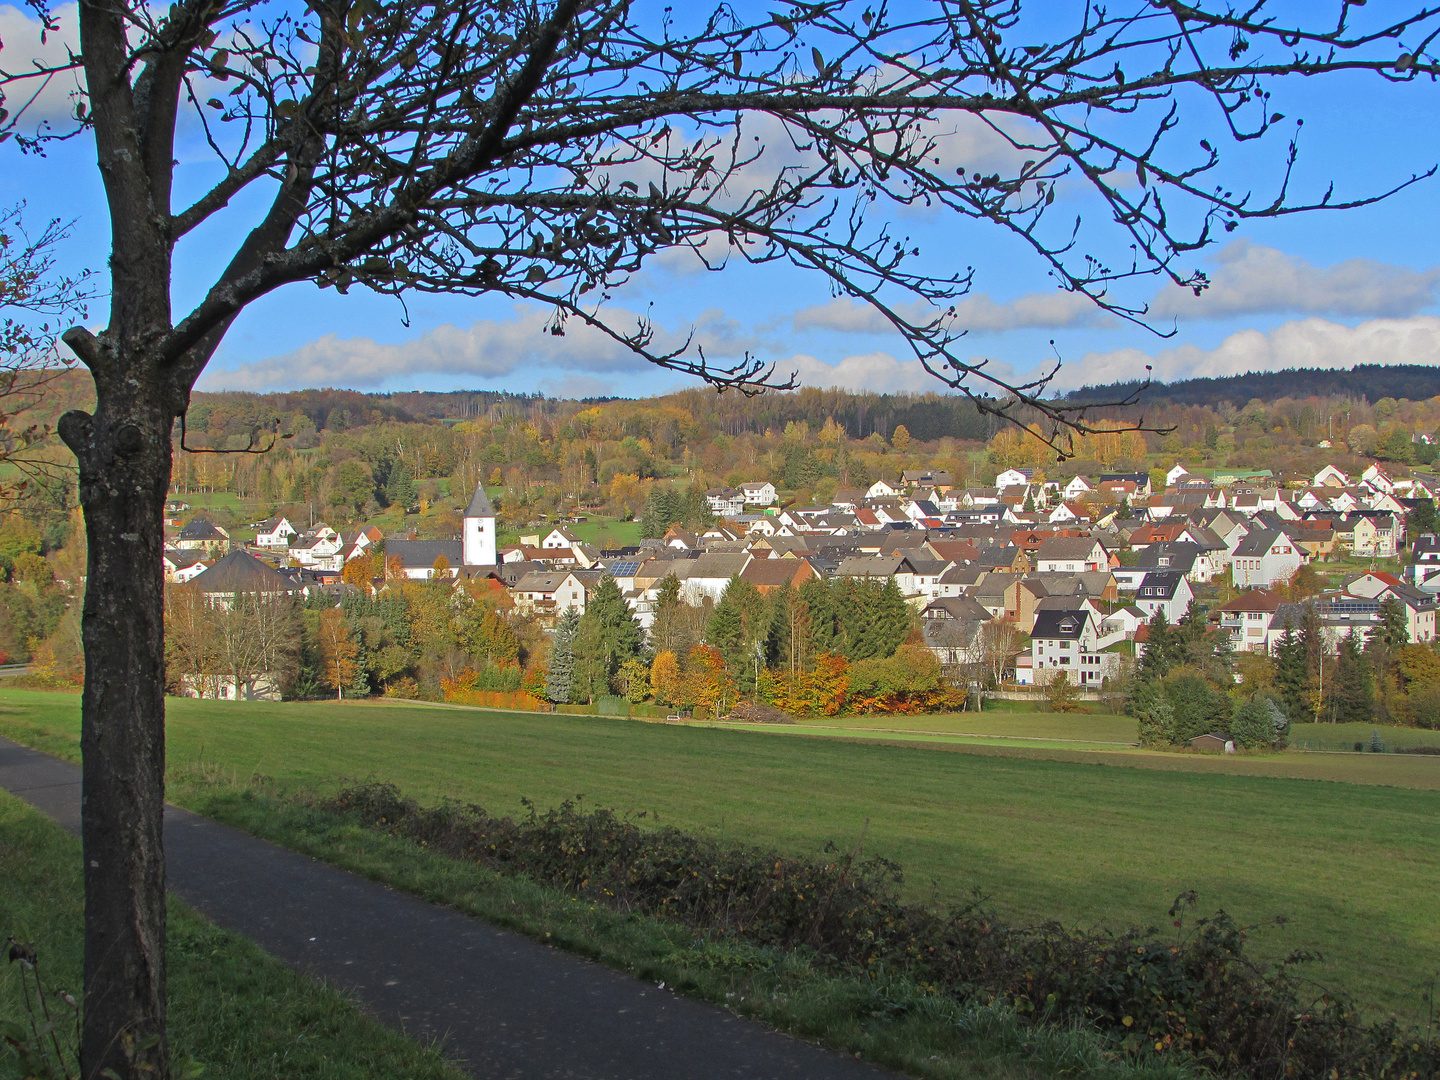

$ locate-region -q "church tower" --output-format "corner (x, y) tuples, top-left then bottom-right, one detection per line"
(462, 482), (497, 566)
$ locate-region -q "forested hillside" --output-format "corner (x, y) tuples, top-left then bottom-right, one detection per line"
(1065, 365), (1440, 410)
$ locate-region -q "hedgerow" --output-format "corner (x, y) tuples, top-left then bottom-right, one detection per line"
(321, 782), (1437, 1080)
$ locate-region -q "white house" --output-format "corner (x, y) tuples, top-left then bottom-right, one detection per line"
(1230, 529), (1303, 589)
(1312, 464), (1349, 488)
(705, 488), (747, 517)
(542, 527), (580, 549)
(1062, 475), (1094, 500)
(1026, 608), (1123, 687)
(254, 517), (296, 548)
(740, 481), (777, 506)
(1034, 536), (1108, 574)
(1362, 463), (1397, 494)
(510, 570), (589, 622)
(994, 467), (1034, 489)
(867, 478), (900, 498)
(1134, 571), (1194, 623)
(676, 552), (752, 604)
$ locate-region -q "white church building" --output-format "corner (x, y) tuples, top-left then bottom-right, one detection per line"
(384, 482), (498, 580)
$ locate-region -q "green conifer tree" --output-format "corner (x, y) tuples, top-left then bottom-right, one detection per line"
(1273, 617), (1308, 722)
(386, 461), (416, 509)
(873, 576), (913, 659)
(1332, 630), (1374, 724)
(570, 613), (608, 704)
(1136, 610), (1175, 683)
(586, 575), (644, 684)
(546, 607), (580, 704)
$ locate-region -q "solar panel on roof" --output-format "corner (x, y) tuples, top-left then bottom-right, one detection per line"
(604, 560), (641, 576)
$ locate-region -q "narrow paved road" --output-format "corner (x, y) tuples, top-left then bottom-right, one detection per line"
(0, 737), (898, 1080)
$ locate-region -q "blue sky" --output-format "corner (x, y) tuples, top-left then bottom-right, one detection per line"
(3, 2), (1439, 401)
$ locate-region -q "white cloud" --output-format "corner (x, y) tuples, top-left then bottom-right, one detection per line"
(1149, 240), (1440, 321)
(778, 351), (954, 394)
(0, 3), (83, 126)
(793, 291), (1108, 335)
(205, 308), (651, 391)
(203, 303), (772, 392)
(1054, 315), (1440, 390)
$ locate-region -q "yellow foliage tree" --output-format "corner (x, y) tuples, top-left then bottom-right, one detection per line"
(317, 609), (359, 700)
(650, 649), (682, 706)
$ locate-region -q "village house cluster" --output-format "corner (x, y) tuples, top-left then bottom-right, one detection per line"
(162, 457), (1440, 694)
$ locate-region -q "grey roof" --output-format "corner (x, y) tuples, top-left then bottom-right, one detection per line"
(1133, 541), (1201, 572)
(1137, 570), (1187, 600)
(922, 616), (985, 650)
(923, 596), (992, 622)
(836, 555), (906, 578)
(940, 564), (987, 586)
(1036, 536), (1104, 562)
(387, 539), (463, 569)
(1031, 608), (1091, 640)
(495, 561), (545, 588)
(179, 518), (227, 541)
(685, 552), (752, 580)
(1232, 529), (1283, 558)
(1024, 571), (1112, 597)
(190, 550), (293, 594)
(975, 544), (1020, 567)
(464, 483), (495, 518)
(512, 570), (579, 593)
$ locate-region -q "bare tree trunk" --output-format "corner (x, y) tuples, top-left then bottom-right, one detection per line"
(61, 386), (174, 1080)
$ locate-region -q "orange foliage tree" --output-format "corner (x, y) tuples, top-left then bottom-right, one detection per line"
(763, 652), (850, 717)
(686, 643), (735, 719)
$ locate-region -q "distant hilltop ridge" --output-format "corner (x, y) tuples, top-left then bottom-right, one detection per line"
(1063, 364), (1440, 408)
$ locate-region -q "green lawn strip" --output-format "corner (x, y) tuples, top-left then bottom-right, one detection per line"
(2, 690), (1439, 1021)
(0, 789), (465, 1080)
(793, 712), (1140, 742)
(694, 721), (1130, 752)
(170, 778), (1191, 1080)
(1290, 721), (1440, 750)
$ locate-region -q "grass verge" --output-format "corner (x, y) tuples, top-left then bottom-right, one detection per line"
(169, 772), (1195, 1080)
(0, 789), (467, 1080)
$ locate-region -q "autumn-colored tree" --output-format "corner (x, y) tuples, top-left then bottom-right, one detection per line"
(163, 585), (219, 698)
(317, 609), (359, 700)
(431, 553), (452, 580)
(463, 607), (521, 667)
(341, 553), (378, 590)
(650, 650), (682, 707)
(890, 424), (912, 452)
(1398, 644), (1440, 690)
(687, 643), (736, 720)
(1046, 670), (1081, 713)
(617, 657), (650, 704)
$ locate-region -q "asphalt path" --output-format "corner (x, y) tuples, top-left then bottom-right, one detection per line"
(0, 736), (898, 1080)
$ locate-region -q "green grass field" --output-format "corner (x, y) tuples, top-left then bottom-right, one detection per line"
(0, 788), (463, 1080)
(172, 491), (251, 514)
(566, 517), (643, 549)
(2, 690), (1438, 1022)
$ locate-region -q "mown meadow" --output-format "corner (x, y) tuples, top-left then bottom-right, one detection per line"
(2, 689), (1437, 1022)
